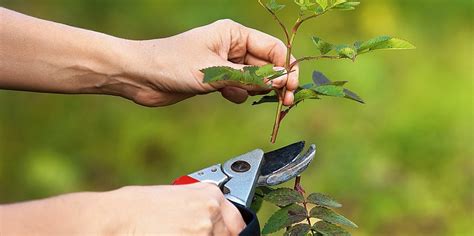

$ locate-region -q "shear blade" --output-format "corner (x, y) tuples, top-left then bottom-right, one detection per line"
(260, 141), (305, 176)
(257, 143), (316, 186)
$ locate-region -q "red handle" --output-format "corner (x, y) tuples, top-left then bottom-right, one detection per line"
(172, 175), (200, 185)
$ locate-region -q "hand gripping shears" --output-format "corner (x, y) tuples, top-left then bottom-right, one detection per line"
(172, 141), (316, 236)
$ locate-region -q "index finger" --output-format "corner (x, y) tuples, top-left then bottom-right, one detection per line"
(242, 27), (299, 93)
(243, 27), (287, 67)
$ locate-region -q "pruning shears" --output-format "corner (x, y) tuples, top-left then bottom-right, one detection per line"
(172, 141), (316, 236)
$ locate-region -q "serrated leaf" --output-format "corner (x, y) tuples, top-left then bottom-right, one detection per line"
(263, 188), (304, 207)
(313, 85), (345, 97)
(201, 64), (283, 87)
(255, 64), (275, 77)
(252, 95), (278, 105)
(312, 71), (332, 86)
(285, 223), (311, 236)
(310, 206), (358, 228)
(257, 186), (275, 195)
(294, 89), (320, 103)
(313, 221), (351, 236)
(343, 88), (364, 104)
(262, 204), (308, 234)
(266, 0), (286, 12)
(307, 193), (342, 208)
(335, 45), (356, 60)
(201, 66), (240, 83)
(312, 37), (333, 55)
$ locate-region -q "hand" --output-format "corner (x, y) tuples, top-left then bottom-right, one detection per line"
(1, 183), (246, 236)
(105, 183), (246, 235)
(126, 19), (299, 106)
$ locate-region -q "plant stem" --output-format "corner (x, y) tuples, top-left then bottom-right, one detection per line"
(290, 55), (342, 70)
(294, 176), (317, 235)
(257, 0), (290, 43)
(270, 15), (301, 143)
(260, 4), (329, 143)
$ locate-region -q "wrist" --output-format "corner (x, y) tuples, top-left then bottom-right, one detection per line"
(85, 37), (149, 100)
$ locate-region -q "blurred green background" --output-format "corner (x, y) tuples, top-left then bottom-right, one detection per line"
(0, 0), (472, 235)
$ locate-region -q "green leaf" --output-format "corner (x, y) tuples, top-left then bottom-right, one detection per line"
(255, 64), (275, 77)
(294, 0), (317, 10)
(201, 64), (283, 86)
(356, 35), (391, 53)
(332, 1), (360, 10)
(359, 38), (416, 54)
(316, 0), (328, 10)
(330, 0), (347, 6)
(313, 85), (345, 97)
(251, 194), (264, 213)
(310, 206), (358, 228)
(266, 0), (286, 12)
(311, 71), (364, 103)
(262, 204), (308, 234)
(294, 89), (320, 103)
(335, 45), (356, 61)
(312, 37), (333, 55)
(312, 221), (351, 236)
(263, 188), (304, 207)
(257, 186), (275, 195)
(285, 223), (311, 236)
(307, 193), (342, 208)
(252, 95), (278, 105)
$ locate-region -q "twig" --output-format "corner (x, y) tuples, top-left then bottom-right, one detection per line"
(257, 0), (290, 44)
(293, 176), (317, 235)
(290, 55), (342, 70)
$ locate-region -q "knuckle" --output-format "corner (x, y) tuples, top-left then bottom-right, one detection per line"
(215, 18), (236, 26)
(205, 199), (221, 214)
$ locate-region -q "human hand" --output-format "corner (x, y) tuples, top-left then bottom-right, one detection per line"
(1, 183), (245, 236)
(104, 183), (246, 235)
(125, 19), (299, 106)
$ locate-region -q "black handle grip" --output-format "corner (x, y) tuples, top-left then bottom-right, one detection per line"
(232, 203), (260, 236)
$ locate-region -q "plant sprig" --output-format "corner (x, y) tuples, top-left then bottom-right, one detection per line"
(200, 0), (414, 143)
(253, 185), (357, 235)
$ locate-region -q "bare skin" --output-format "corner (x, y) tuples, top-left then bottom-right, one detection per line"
(1, 183), (246, 235)
(0, 8), (299, 106)
(0, 7), (299, 235)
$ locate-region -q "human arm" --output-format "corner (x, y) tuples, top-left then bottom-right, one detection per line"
(0, 8), (299, 106)
(0, 183), (245, 235)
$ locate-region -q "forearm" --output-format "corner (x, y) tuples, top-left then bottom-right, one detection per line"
(0, 8), (149, 98)
(0, 192), (114, 235)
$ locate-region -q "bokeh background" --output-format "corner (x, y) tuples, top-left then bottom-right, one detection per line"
(0, 0), (472, 235)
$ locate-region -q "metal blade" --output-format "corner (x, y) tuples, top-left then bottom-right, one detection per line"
(260, 141), (305, 176)
(257, 144), (316, 186)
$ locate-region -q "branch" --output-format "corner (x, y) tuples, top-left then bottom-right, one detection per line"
(290, 55), (343, 69)
(257, 0), (290, 44)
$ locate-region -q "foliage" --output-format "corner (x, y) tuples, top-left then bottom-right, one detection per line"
(255, 187), (357, 235)
(200, 0), (414, 143)
(199, 0), (413, 234)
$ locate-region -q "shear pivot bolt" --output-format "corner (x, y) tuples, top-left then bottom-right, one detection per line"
(231, 161), (251, 172)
